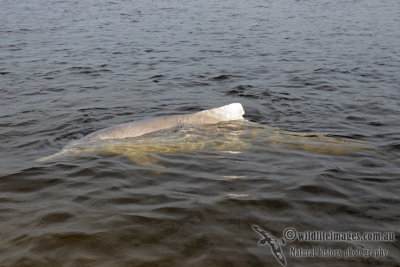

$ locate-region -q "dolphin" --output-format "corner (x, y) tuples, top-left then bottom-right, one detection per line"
(36, 103), (246, 163)
(36, 103), (370, 165)
(71, 103), (244, 146)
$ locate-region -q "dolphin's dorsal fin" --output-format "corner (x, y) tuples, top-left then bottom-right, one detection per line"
(197, 103), (245, 121)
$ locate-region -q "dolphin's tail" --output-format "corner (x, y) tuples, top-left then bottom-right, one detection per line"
(198, 103), (245, 121)
(35, 149), (71, 163)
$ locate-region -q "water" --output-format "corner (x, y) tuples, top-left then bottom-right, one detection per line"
(1, 0), (399, 266)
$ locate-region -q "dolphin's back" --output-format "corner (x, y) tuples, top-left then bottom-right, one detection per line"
(72, 115), (181, 145)
(71, 103), (245, 145)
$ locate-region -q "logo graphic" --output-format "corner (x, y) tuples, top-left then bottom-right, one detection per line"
(252, 225), (287, 266)
(252, 225), (394, 265)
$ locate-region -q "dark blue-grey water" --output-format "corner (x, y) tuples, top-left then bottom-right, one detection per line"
(1, 0), (399, 266)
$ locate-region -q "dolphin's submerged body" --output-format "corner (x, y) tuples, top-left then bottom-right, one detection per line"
(37, 103), (369, 165)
